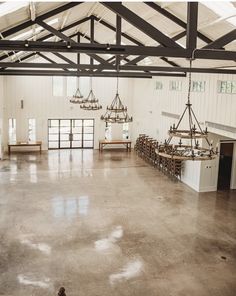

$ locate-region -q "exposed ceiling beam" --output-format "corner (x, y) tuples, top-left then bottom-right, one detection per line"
(186, 2), (198, 53)
(94, 14), (182, 68)
(203, 29), (236, 49)
(37, 52), (70, 72)
(1, 2), (82, 38)
(0, 69), (154, 78)
(1, 62), (236, 74)
(145, 2), (213, 44)
(102, 2), (181, 48)
(93, 15), (143, 46)
(52, 52), (77, 67)
(0, 40), (188, 57)
(1, 40), (236, 60)
(0, 16), (90, 62)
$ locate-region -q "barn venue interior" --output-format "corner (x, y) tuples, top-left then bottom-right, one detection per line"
(0, 1), (236, 296)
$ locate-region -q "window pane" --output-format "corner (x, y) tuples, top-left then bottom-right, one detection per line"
(73, 134), (82, 140)
(105, 123), (112, 140)
(60, 120), (70, 127)
(226, 81), (232, 93)
(60, 142), (70, 148)
(123, 123), (129, 139)
(72, 141), (82, 148)
(8, 118), (16, 143)
(84, 120), (94, 127)
(28, 118), (36, 142)
(83, 141), (93, 148)
(49, 134), (59, 141)
(67, 77), (77, 96)
(83, 134), (93, 141)
(50, 120), (59, 127)
(232, 81), (236, 93)
(53, 77), (63, 96)
(49, 141), (59, 149)
(84, 127), (93, 133)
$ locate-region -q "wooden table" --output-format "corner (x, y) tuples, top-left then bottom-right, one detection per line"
(99, 139), (132, 151)
(8, 141), (42, 155)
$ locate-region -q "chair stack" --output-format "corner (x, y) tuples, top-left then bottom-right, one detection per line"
(135, 134), (182, 180)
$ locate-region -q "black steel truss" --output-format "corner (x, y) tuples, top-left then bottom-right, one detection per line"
(0, 1), (235, 77)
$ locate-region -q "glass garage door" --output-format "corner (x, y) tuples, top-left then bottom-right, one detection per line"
(48, 119), (94, 149)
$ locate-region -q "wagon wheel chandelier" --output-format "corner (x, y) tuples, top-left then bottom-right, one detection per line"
(100, 76), (133, 123)
(80, 76), (102, 111)
(69, 77), (84, 104)
(156, 59), (217, 161)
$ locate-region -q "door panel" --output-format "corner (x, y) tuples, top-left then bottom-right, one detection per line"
(72, 141), (82, 148)
(48, 119), (94, 149)
(217, 143), (233, 190)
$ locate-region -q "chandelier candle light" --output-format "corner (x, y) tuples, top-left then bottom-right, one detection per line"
(80, 76), (102, 111)
(156, 59), (218, 161)
(100, 76), (133, 123)
(69, 77), (84, 104)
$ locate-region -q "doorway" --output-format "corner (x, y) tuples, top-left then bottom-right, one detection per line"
(217, 142), (234, 190)
(48, 119), (94, 149)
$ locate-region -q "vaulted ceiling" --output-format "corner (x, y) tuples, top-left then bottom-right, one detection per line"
(0, 1), (236, 78)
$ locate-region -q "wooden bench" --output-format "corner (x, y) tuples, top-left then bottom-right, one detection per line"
(8, 141), (42, 155)
(99, 139), (131, 151)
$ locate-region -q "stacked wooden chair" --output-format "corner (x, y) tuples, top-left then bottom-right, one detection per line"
(135, 134), (182, 180)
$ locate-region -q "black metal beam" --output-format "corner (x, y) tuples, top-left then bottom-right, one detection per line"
(1, 2), (82, 38)
(186, 2), (198, 53)
(36, 19), (73, 43)
(38, 53), (70, 72)
(204, 29), (236, 49)
(102, 2), (181, 48)
(116, 15), (122, 69)
(2, 62), (236, 75)
(194, 49), (236, 60)
(145, 2), (212, 44)
(2, 40), (235, 60)
(52, 52), (77, 66)
(94, 14), (182, 68)
(121, 65), (236, 75)
(124, 31), (186, 66)
(0, 40), (187, 58)
(0, 69), (153, 78)
(0, 16), (90, 62)
(90, 16), (95, 67)
(93, 15), (143, 46)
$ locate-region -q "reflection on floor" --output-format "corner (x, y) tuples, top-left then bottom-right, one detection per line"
(0, 149), (236, 296)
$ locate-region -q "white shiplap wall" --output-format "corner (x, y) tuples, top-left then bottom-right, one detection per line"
(3, 75), (133, 150)
(131, 73), (236, 192)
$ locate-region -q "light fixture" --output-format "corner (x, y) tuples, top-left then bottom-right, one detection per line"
(80, 76), (102, 110)
(24, 40), (29, 47)
(101, 76), (133, 123)
(69, 77), (84, 104)
(66, 41), (71, 49)
(156, 59), (217, 161)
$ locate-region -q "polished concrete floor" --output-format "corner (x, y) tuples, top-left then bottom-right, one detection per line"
(0, 149), (236, 296)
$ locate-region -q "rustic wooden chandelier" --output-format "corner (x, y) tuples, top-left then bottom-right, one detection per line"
(69, 78), (84, 104)
(80, 76), (102, 110)
(100, 76), (133, 123)
(156, 59), (217, 161)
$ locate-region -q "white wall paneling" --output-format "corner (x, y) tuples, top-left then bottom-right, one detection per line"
(131, 73), (236, 192)
(3, 75), (133, 150)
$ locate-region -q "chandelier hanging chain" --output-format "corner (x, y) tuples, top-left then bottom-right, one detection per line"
(90, 75), (93, 91)
(116, 76), (119, 95)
